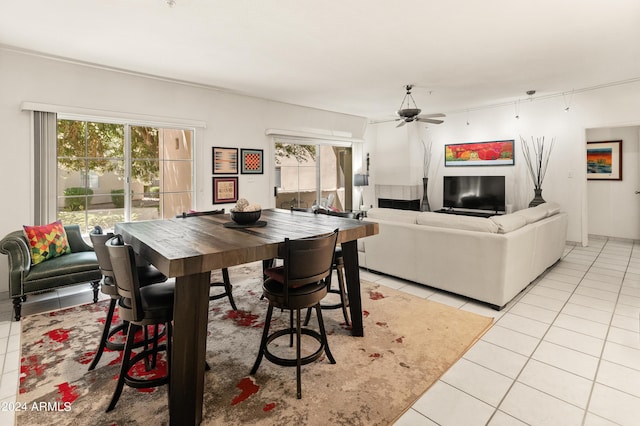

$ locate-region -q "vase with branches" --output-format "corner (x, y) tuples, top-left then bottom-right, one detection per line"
(520, 136), (555, 207)
(420, 139), (433, 211)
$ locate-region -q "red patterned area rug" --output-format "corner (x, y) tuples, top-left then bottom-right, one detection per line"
(16, 263), (493, 425)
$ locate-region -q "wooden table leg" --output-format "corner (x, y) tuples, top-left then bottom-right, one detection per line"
(341, 240), (363, 337)
(170, 272), (211, 425)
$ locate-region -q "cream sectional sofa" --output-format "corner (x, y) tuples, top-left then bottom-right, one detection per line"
(358, 203), (568, 309)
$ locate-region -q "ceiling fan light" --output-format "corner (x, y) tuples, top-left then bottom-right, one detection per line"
(378, 85), (445, 128)
(396, 108), (421, 118)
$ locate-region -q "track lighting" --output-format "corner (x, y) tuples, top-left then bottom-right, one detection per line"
(563, 90), (574, 112)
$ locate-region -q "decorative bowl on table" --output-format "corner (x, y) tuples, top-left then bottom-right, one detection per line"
(230, 209), (262, 225)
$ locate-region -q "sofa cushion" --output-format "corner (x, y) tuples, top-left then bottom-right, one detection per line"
(416, 212), (499, 233)
(23, 220), (71, 265)
(537, 202), (561, 217)
(490, 214), (527, 234)
(513, 206), (548, 224)
(366, 208), (420, 224)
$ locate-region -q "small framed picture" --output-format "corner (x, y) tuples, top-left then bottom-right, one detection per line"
(587, 140), (622, 180)
(212, 147), (238, 174)
(241, 148), (264, 174)
(213, 177), (238, 204)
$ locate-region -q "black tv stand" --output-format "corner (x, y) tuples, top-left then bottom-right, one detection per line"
(434, 208), (500, 218)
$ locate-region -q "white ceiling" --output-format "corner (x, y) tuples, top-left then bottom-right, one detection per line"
(2, 0), (640, 120)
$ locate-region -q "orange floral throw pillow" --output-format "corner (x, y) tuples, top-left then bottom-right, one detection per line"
(23, 220), (71, 265)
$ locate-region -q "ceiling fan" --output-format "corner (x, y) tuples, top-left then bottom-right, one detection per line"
(378, 85), (446, 127)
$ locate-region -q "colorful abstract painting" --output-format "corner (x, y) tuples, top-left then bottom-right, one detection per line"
(587, 140), (622, 180)
(445, 140), (515, 166)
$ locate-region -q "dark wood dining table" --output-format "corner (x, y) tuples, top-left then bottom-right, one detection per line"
(114, 208), (379, 425)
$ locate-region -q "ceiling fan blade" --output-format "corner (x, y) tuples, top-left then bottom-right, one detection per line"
(370, 118), (401, 125)
(418, 113), (446, 118)
(416, 118), (444, 125)
(396, 120), (407, 128)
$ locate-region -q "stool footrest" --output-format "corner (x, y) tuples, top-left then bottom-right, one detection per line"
(263, 328), (325, 367)
(123, 345), (169, 389)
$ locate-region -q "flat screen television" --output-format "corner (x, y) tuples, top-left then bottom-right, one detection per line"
(443, 175), (506, 212)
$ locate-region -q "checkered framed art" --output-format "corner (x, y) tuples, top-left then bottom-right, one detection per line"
(240, 148), (263, 174)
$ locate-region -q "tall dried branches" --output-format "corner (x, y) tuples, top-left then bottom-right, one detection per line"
(520, 136), (555, 189)
(421, 139), (433, 178)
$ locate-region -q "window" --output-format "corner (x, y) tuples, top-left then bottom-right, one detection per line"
(80, 171), (100, 189)
(274, 142), (353, 211)
(55, 119), (194, 232)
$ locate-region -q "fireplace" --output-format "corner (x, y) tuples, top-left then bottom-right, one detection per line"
(378, 198), (420, 211)
(375, 184), (422, 211)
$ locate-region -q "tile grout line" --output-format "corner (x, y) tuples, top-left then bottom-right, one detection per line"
(484, 241), (606, 424)
(580, 239), (635, 426)
(428, 246), (582, 424)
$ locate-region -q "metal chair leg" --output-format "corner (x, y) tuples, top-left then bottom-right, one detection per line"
(250, 304), (274, 375)
(106, 323), (135, 412)
(296, 308), (302, 399)
(88, 298), (117, 371)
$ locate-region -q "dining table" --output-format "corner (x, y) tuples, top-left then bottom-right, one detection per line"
(114, 208), (379, 425)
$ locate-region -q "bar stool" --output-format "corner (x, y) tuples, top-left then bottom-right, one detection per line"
(176, 209), (237, 310)
(88, 226), (168, 371)
(105, 235), (175, 412)
(308, 209), (354, 326)
(250, 229), (339, 399)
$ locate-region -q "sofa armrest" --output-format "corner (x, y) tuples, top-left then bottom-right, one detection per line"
(64, 225), (94, 253)
(0, 230), (31, 297)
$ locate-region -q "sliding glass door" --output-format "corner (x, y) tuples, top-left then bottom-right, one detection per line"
(274, 142), (352, 211)
(56, 119), (193, 232)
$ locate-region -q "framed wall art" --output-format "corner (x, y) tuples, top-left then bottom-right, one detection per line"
(212, 177), (238, 204)
(587, 140), (622, 180)
(212, 147), (238, 174)
(445, 140), (515, 166)
(240, 148), (264, 174)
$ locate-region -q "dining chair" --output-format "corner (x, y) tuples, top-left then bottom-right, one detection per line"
(306, 209), (355, 326)
(176, 209), (237, 310)
(87, 226), (168, 371)
(104, 234), (176, 412)
(250, 229), (339, 399)
(289, 206), (315, 213)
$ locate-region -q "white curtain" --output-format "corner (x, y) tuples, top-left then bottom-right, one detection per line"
(33, 111), (57, 225)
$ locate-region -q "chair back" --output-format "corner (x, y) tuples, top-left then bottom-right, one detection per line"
(106, 235), (144, 322)
(324, 210), (355, 219)
(176, 209), (225, 218)
(290, 206), (315, 213)
(315, 207), (363, 220)
(282, 229), (338, 290)
(89, 226), (115, 284)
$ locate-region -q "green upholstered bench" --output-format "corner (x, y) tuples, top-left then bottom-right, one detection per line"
(0, 224), (101, 320)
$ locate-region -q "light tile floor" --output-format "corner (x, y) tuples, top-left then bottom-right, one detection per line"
(390, 236), (640, 426)
(0, 236), (638, 425)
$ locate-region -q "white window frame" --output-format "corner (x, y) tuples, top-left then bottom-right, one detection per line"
(23, 102), (205, 226)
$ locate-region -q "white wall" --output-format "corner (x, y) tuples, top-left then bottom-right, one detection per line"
(0, 47), (367, 292)
(365, 82), (640, 245)
(586, 126), (640, 239)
